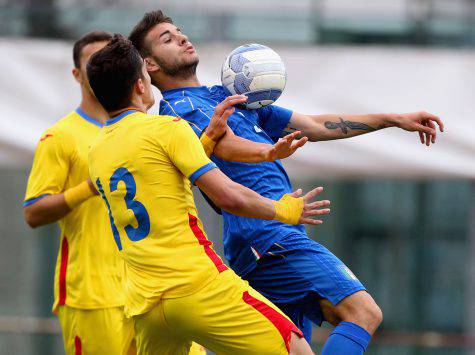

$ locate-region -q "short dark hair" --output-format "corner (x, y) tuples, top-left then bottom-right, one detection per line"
(87, 34), (144, 112)
(129, 10), (173, 57)
(73, 30), (113, 68)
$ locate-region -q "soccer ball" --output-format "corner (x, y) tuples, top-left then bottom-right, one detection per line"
(221, 43), (286, 109)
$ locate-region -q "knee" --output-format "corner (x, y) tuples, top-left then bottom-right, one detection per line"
(337, 294), (383, 334)
(353, 300), (382, 334)
(365, 302), (383, 331)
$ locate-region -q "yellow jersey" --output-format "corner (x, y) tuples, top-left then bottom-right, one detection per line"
(24, 109), (125, 312)
(88, 110), (227, 318)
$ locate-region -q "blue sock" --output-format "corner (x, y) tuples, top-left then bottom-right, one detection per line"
(321, 322), (371, 355)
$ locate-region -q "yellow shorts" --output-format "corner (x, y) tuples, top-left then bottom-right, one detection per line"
(134, 270), (302, 355)
(58, 305), (135, 355)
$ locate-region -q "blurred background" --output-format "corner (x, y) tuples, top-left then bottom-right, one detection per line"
(0, 0), (474, 354)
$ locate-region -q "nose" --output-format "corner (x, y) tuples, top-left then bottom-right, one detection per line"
(178, 33), (188, 46)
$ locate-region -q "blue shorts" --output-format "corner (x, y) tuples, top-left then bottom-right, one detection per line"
(244, 233), (366, 342)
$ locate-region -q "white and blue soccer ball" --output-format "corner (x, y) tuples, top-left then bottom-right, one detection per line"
(221, 43), (286, 109)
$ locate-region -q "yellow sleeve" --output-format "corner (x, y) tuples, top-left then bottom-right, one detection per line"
(161, 119), (217, 184)
(23, 129), (72, 206)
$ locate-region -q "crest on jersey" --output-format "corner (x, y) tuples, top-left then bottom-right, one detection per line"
(340, 265), (359, 281)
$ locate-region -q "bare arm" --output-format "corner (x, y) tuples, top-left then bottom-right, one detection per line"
(285, 111), (444, 146)
(24, 194), (71, 228)
(213, 129), (307, 162)
(204, 95), (307, 162)
(195, 168), (330, 225)
(23, 179), (97, 228)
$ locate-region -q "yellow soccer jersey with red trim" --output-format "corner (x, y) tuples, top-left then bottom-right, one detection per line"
(88, 110), (226, 318)
(24, 109), (125, 312)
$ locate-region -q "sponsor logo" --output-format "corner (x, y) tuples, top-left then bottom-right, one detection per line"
(40, 134), (53, 142)
(174, 98), (187, 105)
(172, 116), (182, 122)
(254, 125), (263, 133)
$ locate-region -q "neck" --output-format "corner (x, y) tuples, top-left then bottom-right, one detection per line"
(108, 98), (147, 119)
(155, 73), (201, 92)
(79, 88), (108, 124)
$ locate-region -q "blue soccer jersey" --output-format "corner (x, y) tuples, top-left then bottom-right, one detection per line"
(159, 85), (306, 277)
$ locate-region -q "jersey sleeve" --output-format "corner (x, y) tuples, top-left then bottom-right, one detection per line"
(162, 118), (217, 184)
(257, 105), (293, 142)
(160, 99), (211, 138)
(23, 129), (72, 206)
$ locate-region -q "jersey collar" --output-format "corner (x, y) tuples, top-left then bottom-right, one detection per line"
(106, 110), (138, 126)
(75, 107), (104, 127)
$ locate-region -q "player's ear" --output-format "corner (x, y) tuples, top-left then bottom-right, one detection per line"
(136, 78), (146, 95)
(72, 67), (82, 84)
(144, 57), (159, 73)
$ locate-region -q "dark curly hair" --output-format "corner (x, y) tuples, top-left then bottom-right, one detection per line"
(87, 34), (144, 112)
(129, 10), (173, 57)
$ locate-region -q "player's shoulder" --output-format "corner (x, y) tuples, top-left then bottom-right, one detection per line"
(160, 95), (197, 117)
(38, 111), (77, 144)
(160, 86), (223, 115)
(136, 113), (189, 135)
(144, 113), (182, 124)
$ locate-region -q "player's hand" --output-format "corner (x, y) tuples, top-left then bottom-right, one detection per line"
(87, 178), (100, 196)
(290, 187), (331, 225)
(263, 131), (308, 161)
(395, 111), (444, 146)
(205, 95), (248, 141)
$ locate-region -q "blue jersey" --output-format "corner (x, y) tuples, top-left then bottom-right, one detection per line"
(160, 85), (306, 277)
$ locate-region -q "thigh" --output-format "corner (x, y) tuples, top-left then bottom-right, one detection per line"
(58, 306), (134, 355)
(134, 301), (191, 355)
(164, 270), (303, 355)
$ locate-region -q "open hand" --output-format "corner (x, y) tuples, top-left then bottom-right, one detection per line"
(263, 131), (308, 161)
(205, 94), (247, 141)
(290, 186), (331, 225)
(396, 111), (444, 146)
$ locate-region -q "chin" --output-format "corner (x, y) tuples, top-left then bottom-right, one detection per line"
(184, 54), (199, 65)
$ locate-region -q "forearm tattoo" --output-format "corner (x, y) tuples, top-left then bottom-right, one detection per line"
(324, 117), (385, 135)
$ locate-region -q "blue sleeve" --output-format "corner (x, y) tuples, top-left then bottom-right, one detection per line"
(160, 99), (211, 138)
(257, 105), (293, 142)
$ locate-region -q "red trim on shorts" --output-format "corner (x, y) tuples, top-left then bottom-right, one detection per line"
(242, 291), (303, 353)
(74, 335), (82, 355)
(188, 213), (228, 272)
(59, 236), (69, 305)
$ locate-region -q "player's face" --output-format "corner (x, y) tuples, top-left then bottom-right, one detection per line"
(145, 22), (199, 77)
(73, 41), (109, 90)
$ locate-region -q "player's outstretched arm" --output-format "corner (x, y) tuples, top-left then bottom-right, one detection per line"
(285, 111), (444, 146)
(23, 179), (98, 228)
(195, 168), (330, 225)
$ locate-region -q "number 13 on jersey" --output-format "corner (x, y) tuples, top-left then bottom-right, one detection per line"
(96, 167), (150, 250)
